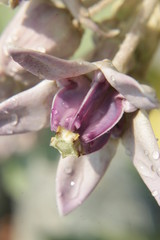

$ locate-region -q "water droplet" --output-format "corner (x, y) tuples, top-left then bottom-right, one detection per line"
(3, 110), (8, 115)
(65, 118), (69, 123)
(11, 113), (18, 126)
(138, 163), (154, 178)
(152, 151), (160, 160)
(62, 102), (68, 109)
(65, 167), (73, 175)
(110, 75), (116, 82)
(53, 110), (58, 115)
(11, 97), (18, 107)
(70, 181), (75, 186)
(75, 120), (81, 129)
(152, 190), (158, 197)
(36, 46), (46, 53)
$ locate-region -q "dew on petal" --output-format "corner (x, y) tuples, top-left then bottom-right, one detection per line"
(152, 151), (160, 160)
(137, 162), (154, 178)
(110, 75), (116, 82)
(36, 46), (46, 53)
(152, 190), (158, 197)
(10, 113), (18, 126)
(74, 120), (81, 129)
(70, 181), (75, 187)
(53, 109), (58, 115)
(11, 96), (18, 107)
(64, 167), (73, 175)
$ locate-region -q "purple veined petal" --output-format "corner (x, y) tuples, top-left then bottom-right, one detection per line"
(0, 80), (58, 135)
(94, 60), (158, 110)
(81, 90), (124, 143)
(50, 76), (90, 131)
(122, 110), (160, 206)
(9, 47), (97, 80)
(56, 138), (118, 215)
(69, 71), (124, 143)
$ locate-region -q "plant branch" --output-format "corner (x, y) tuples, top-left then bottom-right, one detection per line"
(88, 0), (114, 16)
(112, 0), (159, 73)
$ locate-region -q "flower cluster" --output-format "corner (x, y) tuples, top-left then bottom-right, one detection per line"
(0, 0), (160, 215)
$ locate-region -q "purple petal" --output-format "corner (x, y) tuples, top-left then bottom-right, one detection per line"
(50, 76), (90, 131)
(123, 110), (160, 206)
(71, 72), (124, 142)
(56, 138), (118, 215)
(0, 80), (58, 135)
(0, 0), (82, 82)
(9, 48), (97, 80)
(81, 90), (124, 142)
(94, 61), (158, 110)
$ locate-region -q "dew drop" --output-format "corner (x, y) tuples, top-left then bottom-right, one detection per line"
(152, 151), (160, 160)
(11, 113), (18, 126)
(36, 46), (46, 53)
(70, 181), (75, 186)
(138, 163), (154, 178)
(53, 110), (58, 115)
(110, 75), (116, 82)
(65, 167), (73, 175)
(75, 120), (81, 129)
(152, 190), (158, 197)
(3, 110), (8, 115)
(11, 97), (18, 107)
(65, 118), (69, 123)
(62, 102), (68, 109)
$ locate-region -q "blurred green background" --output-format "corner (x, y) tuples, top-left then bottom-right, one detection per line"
(0, 3), (160, 240)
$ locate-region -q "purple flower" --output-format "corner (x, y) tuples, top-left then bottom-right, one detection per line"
(0, 47), (159, 215)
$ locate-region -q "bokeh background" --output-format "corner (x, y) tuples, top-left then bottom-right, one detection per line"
(0, 3), (160, 240)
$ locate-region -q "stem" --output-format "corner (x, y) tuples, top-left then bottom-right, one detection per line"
(88, 0), (114, 16)
(112, 0), (158, 73)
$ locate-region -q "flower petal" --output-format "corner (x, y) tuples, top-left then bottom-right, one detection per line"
(56, 138), (118, 215)
(9, 48), (97, 80)
(94, 60), (158, 110)
(51, 76), (90, 131)
(0, 80), (58, 135)
(122, 110), (160, 206)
